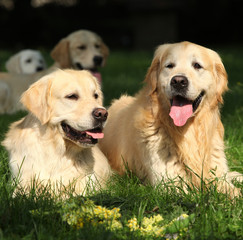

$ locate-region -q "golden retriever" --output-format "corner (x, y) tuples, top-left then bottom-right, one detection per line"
(99, 41), (242, 197)
(2, 69), (112, 195)
(51, 29), (109, 83)
(6, 49), (47, 74)
(0, 30), (109, 114)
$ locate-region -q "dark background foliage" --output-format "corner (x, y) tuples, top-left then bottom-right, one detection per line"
(0, 0), (243, 50)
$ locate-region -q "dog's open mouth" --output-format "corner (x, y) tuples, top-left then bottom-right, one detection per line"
(169, 91), (205, 127)
(91, 70), (102, 84)
(61, 122), (104, 145)
(75, 63), (102, 84)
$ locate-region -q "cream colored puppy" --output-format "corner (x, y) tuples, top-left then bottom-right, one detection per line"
(99, 41), (242, 197)
(6, 49), (47, 74)
(3, 69), (111, 195)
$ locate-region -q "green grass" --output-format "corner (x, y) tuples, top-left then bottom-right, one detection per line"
(0, 46), (243, 239)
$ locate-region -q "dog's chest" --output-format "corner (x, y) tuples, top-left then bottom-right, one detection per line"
(151, 127), (175, 159)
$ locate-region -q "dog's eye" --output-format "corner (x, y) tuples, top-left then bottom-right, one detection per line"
(193, 62), (203, 70)
(95, 44), (100, 49)
(165, 63), (175, 69)
(25, 58), (32, 63)
(65, 94), (79, 100)
(94, 93), (99, 99)
(78, 45), (86, 50)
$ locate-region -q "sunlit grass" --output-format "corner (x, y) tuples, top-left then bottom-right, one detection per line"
(0, 46), (242, 239)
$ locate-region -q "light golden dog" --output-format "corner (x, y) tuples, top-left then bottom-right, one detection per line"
(0, 30), (109, 114)
(2, 69), (112, 195)
(51, 29), (109, 82)
(99, 41), (242, 196)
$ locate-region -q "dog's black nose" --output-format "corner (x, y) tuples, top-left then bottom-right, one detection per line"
(170, 75), (189, 90)
(36, 66), (44, 72)
(92, 108), (108, 122)
(93, 56), (103, 67)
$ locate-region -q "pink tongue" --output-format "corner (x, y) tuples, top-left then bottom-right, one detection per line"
(86, 131), (104, 139)
(169, 97), (193, 127)
(92, 72), (102, 85)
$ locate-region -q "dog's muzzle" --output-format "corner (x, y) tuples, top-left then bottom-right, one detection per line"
(61, 122), (104, 146)
(93, 56), (103, 67)
(170, 75), (189, 96)
(92, 108), (108, 123)
(168, 75), (205, 127)
(61, 108), (108, 146)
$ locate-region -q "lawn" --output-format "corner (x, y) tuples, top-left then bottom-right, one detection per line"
(0, 45), (242, 239)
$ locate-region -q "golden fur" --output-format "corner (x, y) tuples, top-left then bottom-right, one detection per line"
(99, 41), (242, 197)
(0, 30), (109, 114)
(2, 69), (112, 195)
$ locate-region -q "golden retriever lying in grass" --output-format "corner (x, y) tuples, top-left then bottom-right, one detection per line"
(2, 69), (112, 195)
(99, 41), (242, 197)
(0, 30), (109, 114)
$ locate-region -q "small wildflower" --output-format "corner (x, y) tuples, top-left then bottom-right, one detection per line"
(139, 214), (165, 237)
(77, 220), (84, 229)
(106, 220), (123, 230)
(127, 217), (139, 231)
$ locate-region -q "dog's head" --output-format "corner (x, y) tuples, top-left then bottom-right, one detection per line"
(50, 30), (109, 83)
(145, 41), (228, 127)
(6, 49), (47, 74)
(21, 69), (108, 147)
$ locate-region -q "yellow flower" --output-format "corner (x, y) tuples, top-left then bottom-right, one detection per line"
(127, 217), (139, 231)
(106, 220), (123, 230)
(153, 214), (163, 222)
(77, 218), (84, 229)
(61, 199), (190, 238)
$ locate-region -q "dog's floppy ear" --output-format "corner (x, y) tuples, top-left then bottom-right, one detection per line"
(5, 53), (22, 73)
(21, 75), (52, 124)
(51, 38), (72, 68)
(101, 41), (109, 63)
(213, 53), (228, 104)
(144, 44), (170, 95)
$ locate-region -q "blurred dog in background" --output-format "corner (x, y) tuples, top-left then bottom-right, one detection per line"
(0, 30), (109, 114)
(51, 29), (109, 84)
(6, 49), (47, 74)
